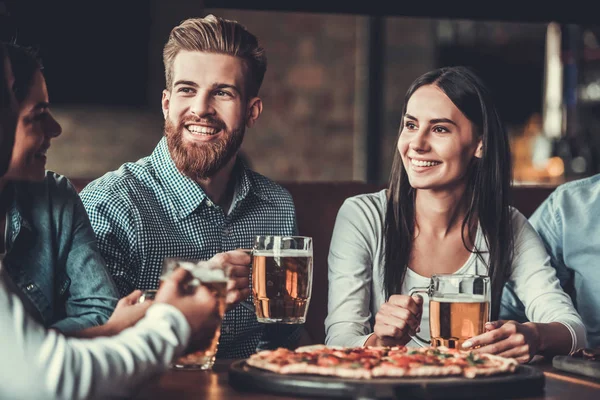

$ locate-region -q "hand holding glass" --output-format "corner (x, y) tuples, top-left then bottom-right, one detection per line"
(409, 274), (490, 349)
(140, 258), (230, 370)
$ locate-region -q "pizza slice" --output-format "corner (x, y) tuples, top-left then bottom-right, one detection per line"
(246, 348), (301, 373)
(460, 352), (518, 378)
(373, 347), (463, 377)
(247, 346), (375, 378)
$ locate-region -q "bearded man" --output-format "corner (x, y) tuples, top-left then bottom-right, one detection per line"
(80, 15), (301, 358)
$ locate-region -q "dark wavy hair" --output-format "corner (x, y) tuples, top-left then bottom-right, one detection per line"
(5, 42), (43, 104)
(0, 44), (9, 109)
(383, 66), (513, 320)
(0, 43), (16, 176)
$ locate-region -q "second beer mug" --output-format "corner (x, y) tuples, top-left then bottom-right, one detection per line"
(252, 236), (313, 324)
(140, 258), (229, 370)
(409, 274), (490, 349)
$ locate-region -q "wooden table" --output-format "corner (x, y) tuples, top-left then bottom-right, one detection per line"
(134, 359), (600, 399)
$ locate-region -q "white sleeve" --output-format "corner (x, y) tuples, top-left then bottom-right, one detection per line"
(508, 209), (587, 353)
(0, 273), (191, 400)
(325, 197), (380, 347)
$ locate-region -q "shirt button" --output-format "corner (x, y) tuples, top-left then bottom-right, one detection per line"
(223, 325), (231, 334)
(206, 200), (214, 207)
(26, 284), (35, 291)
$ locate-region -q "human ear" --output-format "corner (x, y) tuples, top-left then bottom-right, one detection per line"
(474, 139), (483, 158)
(245, 97), (263, 128)
(161, 90), (171, 120)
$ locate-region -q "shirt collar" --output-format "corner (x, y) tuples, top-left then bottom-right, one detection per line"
(151, 137), (273, 220)
(235, 156), (274, 204)
(5, 184), (34, 249)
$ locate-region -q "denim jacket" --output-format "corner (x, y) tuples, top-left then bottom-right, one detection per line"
(2, 171), (118, 333)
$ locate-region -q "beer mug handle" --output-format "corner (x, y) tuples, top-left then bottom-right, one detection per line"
(238, 248), (256, 313)
(408, 287), (430, 347)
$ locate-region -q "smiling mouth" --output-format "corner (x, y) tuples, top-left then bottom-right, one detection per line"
(410, 158), (442, 167)
(185, 124), (221, 136)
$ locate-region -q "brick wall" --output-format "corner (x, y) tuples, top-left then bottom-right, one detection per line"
(42, 9), (436, 182)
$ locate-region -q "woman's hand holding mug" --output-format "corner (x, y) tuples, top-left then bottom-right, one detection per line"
(366, 295), (423, 347)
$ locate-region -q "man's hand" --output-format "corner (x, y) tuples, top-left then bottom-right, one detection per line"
(207, 250), (251, 311)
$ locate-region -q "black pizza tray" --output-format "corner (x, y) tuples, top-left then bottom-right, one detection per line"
(228, 360), (545, 399)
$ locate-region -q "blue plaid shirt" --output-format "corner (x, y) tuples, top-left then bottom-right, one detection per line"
(79, 137), (300, 358)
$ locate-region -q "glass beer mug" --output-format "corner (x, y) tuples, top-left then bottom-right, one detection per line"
(251, 236), (313, 324)
(409, 274), (490, 349)
(139, 258), (230, 370)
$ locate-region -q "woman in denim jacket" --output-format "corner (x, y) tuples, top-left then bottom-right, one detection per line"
(0, 43), (119, 333)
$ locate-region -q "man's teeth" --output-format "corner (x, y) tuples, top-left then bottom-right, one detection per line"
(186, 126), (219, 135)
(411, 159), (441, 167)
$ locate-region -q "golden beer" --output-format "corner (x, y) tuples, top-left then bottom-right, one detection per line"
(252, 250), (313, 323)
(157, 258), (231, 369)
(429, 294), (490, 348)
(173, 280), (227, 369)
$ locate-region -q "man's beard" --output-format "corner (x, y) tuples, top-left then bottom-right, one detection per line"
(164, 116), (244, 181)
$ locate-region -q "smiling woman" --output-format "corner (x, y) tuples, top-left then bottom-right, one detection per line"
(3, 68), (61, 182)
(398, 84), (483, 192)
(0, 43), (119, 333)
(325, 66), (587, 364)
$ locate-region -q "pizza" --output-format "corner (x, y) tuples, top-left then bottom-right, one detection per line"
(246, 345), (518, 379)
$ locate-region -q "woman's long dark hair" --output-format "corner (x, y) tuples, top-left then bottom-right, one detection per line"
(5, 43), (43, 104)
(0, 44), (9, 107)
(383, 66), (513, 320)
(0, 43), (17, 175)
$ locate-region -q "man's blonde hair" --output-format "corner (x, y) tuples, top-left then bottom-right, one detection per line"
(163, 14), (267, 97)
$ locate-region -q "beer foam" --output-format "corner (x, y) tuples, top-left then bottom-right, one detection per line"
(431, 294), (488, 303)
(177, 261), (197, 272)
(192, 267), (228, 282)
(252, 250), (313, 257)
(161, 261), (196, 280)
